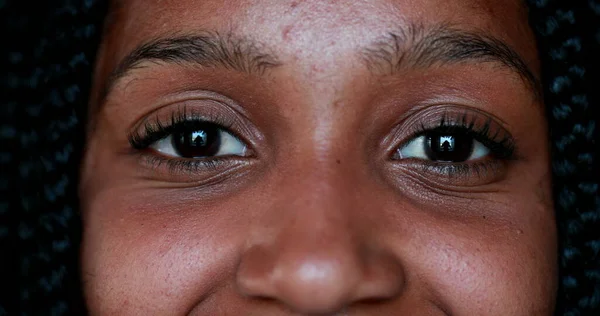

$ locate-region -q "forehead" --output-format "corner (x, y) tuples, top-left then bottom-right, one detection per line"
(103, 0), (536, 72)
(110, 0), (526, 31)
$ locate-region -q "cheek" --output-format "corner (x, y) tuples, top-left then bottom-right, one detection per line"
(415, 196), (557, 314)
(81, 188), (248, 315)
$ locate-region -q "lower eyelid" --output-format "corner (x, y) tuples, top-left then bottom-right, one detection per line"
(390, 158), (508, 188)
(133, 151), (253, 185)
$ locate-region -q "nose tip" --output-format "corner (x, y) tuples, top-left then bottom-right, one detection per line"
(236, 244), (405, 314)
(253, 257), (358, 313)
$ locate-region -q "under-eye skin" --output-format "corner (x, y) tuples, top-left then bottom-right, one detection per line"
(128, 106), (252, 174)
(391, 107), (517, 186)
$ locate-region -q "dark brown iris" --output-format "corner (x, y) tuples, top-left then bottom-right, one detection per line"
(425, 133), (474, 162)
(172, 124), (221, 158)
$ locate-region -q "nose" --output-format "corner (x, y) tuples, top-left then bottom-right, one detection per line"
(236, 171), (405, 314)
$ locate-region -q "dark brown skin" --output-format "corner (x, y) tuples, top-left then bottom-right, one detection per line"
(80, 0), (557, 315)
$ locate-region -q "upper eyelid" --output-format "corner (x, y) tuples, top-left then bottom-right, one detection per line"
(408, 117), (514, 148)
(119, 90), (258, 134)
(405, 108), (511, 139)
(383, 105), (516, 155)
(127, 99), (262, 144)
(128, 107), (254, 152)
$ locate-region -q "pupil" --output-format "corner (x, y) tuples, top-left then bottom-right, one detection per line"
(425, 133), (474, 162)
(172, 124), (221, 158)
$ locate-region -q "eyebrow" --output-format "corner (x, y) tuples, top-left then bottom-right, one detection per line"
(102, 25), (540, 103)
(101, 32), (281, 98)
(361, 24), (541, 98)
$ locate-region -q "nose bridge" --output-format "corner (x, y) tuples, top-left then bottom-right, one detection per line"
(273, 147), (365, 253)
(275, 166), (360, 258)
(269, 154), (364, 270)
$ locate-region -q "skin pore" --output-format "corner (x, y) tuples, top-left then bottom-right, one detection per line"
(80, 0), (557, 315)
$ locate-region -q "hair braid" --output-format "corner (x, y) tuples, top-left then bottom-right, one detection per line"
(1, 1), (107, 314)
(526, 0), (600, 315)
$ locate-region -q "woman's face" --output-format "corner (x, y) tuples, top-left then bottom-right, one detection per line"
(81, 0), (557, 314)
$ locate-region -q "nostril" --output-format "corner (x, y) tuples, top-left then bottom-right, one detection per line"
(236, 246), (278, 298)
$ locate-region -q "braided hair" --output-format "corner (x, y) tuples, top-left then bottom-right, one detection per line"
(1, 1), (107, 314)
(1, 0), (598, 315)
(527, 1), (600, 314)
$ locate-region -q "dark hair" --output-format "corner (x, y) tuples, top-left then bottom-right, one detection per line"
(1, 0), (599, 314)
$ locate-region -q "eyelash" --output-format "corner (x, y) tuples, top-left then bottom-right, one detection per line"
(128, 108), (245, 172)
(409, 112), (515, 159)
(128, 108), (515, 180)
(397, 111), (516, 177)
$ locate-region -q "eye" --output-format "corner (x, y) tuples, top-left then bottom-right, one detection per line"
(150, 122), (247, 158)
(397, 132), (490, 162)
